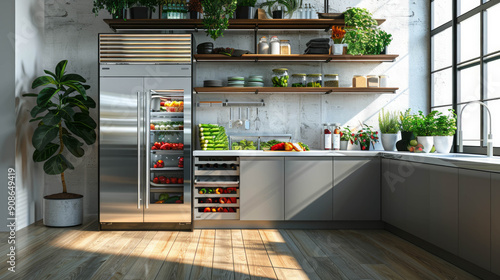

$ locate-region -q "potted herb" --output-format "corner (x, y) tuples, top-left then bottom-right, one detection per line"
(331, 26), (346, 55)
(353, 124), (379, 150)
(92, 0), (129, 19)
(188, 0), (203, 19)
(236, 0), (257, 19)
(378, 109), (400, 151)
(260, 0), (299, 19)
(343, 7), (392, 55)
(23, 60), (96, 227)
(201, 0), (238, 40)
(411, 110), (439, 153)
(433, 109), (457, 153)
(396, 109), (416, 151)
(339, 126), (354, 150)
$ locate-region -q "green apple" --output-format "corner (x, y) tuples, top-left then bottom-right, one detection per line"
(409, 140), (418, 146)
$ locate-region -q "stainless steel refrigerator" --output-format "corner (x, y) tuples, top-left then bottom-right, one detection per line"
(98, 34), (193, 230)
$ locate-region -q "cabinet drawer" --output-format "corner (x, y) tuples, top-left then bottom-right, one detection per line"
(194, 209), (240, 220)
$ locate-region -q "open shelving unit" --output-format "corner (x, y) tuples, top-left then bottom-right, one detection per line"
(194, 54), (399, 63)
(194, 87), (399, 95)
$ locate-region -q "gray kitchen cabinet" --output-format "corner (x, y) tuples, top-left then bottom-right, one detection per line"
(284, 157), (333, 220)
(492, 172), (500, 276)
(240, 157), (285, 221)
(381, 158), (406, 230)
(459, 169), (491, 271)
(333, 157), (380, 220)
(429, 165), (459, 255)
(404, 162), (430, 241)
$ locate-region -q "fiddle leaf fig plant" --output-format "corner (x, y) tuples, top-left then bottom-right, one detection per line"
(23, 60), (96, 194)
(201, 0), (238, 40)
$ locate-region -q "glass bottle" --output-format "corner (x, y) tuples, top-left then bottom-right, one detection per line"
(304, 3), (309, 19)
(270, 36), (280, 54)
(258, 36), (269, 54)
(299, 4), (304, 19)
(333, 123), (341, 150)
(308, 4), (313, 19)
(166, 0), (172, 19)
(181, 1), (187, 19)
(323, 123), (332, 150)
(272, 68), (289, 87)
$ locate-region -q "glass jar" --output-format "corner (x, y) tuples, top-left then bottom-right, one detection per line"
(352, 75), (367, 87)
(280, 40), (291, 55)
(324, 74), (339, 87)
(291, 74), (307, 87)
(270, 36), (280, 55)
(272, 68), (289, 87)
(379, 75), (388, 87)
(367, 75), (380, 87)
(258, 36), (269, 54)
(307, 74), (323, 87)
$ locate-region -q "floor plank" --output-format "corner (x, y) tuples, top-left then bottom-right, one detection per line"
(241, 230), (277, 280)
(232, 230), (251, 280)
(213, 230), (234, 279)
(190, 230), (215, 280)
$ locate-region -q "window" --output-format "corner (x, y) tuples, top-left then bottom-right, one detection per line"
(431, 0), (500, 155)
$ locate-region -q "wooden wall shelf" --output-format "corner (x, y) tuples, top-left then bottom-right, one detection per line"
(194, 87), (399, 95)
(194, 54), (399, 63)
(104, 18), (386, 31)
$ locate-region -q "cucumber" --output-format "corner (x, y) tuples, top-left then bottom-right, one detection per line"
(202, 147), (215, 151)
(199, 124), (218, 128)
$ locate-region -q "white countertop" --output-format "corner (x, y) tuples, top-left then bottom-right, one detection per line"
(193, 150), (500, 173)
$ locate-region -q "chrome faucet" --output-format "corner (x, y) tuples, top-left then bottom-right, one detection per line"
(457, 101), (494, 157)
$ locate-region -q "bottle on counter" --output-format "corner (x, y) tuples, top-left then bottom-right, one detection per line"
(258, 36), (269, 54)
(333, 123), (341, 150)
(323, 123), (332, 150)
(270, 36), (280, 54)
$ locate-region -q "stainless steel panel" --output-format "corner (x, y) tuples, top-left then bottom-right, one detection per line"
(100, 64), (192, 77)
(240, 157), (285, 221)
(333, 157), (380, 221)
(100, 77), (144, 223)
(285, 157), (333, 221)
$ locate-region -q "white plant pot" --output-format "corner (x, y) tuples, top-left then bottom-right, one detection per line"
(43, 196), (83, 227)
(434, 135), (454, 154)
(381, 133), (398, 151)
(340, 140), (348, 150)
(417, 136), (434, 153)
(332, 44), (343, 55)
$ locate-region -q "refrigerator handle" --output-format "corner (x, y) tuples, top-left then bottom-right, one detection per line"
(145, 91), (151, 209)
(137, 91), (142, 209)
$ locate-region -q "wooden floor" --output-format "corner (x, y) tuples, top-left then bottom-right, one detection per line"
(0, 217), (478, 280)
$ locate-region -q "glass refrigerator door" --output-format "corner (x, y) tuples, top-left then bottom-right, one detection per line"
(145, 89), (191, 223)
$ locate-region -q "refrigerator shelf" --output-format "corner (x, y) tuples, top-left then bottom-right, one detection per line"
(194, 192), (239, 198)
(194, 180), (239, 185)
(195, 203), (239, 207)
(194, 168), (239, 176)
(151, 150), (184, 154)
(151, 167), (184, 171)
(150, 187), (184, 193)
(150, 130), (184, 133)
(150, 182), (184, 187)
(151, 112), (184, 118)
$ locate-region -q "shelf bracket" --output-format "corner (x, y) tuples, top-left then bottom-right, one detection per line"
(325, 89), (333, 94)
(254, 89), (259, 95)
(326, 57), (333, 63)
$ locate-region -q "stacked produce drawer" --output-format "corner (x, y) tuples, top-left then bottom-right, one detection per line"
(193, 157), (240, 220)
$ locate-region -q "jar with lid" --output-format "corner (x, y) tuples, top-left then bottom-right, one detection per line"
(258, 36), (269, 54)
(307, 74), (323, 87)
(367, 75), (380, 87)
(270, 36), (280, 54)
(291, 74), (307, 87)
(280, 40), (291, 55)
(272, 68), (289, 87)
(324, 74), (339, 87)
(352, 75), (367, 87)
(379, 75), (388, 87)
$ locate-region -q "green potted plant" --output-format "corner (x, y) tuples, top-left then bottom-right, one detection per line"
(353, 124), (379, 150)
(339, 126), (354, 150)
(92, 0), (129, 19)
(396, 109), (415, 151)
(411, 110), (439, 153)
(236, 0), (257, 19)
(129, 0), (160, 19)
(378, 109), (400, 151)
(23, 60), (96, 227)
(201, 0), (238, 40)
(343, 7), (392, 55)
(433, 109), (457, 153)
(260, 0), (299, 19)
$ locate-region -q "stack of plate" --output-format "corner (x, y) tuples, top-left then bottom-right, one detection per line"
(204, 80), (223, 87)
(227, 76), (245, 87)
(245, 75), (264, 87)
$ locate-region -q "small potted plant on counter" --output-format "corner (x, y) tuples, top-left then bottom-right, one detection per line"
(433, 109), (457, 153)
(340, 126), (354, 150)
(23, 60), (96, 227)
(378, 109), (400, 151)
(396, 109), (415, 151)
(354, 124), (379, 150)
(236, 0), (257, 19)
(411, 110), (439, 153)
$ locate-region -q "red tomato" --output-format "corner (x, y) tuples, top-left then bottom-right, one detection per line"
(150, 124), (155, 130)
(171, 177), (178, 184)
(165, 178), (171, 184)
(204, 207), (211, 212)
(178, 178), (184, 184)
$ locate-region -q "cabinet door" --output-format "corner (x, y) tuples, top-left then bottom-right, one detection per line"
(429, 165), (459, 255)
(459, 169), (491, 270)
(285, 157), (333, 221)
(491, 172), (500, 275)
(333, 157), (380, 221)
(404, 162), (430, 241)
(381, 159), (406, 229)
(240, 157), (284, 221)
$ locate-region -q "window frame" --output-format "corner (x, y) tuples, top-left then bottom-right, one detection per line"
(430, 0), (500, 156)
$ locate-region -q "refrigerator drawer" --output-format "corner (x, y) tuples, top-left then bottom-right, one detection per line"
(194, 166), (239, 176)
(194, 209), (240, 220)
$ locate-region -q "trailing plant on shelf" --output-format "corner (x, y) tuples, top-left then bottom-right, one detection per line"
(378, 109), (400, 134)
(353, 124), (379, 150)
(260, 0), (299, 18)
(201, 0), (238, 40)
(434, 109), (457, 136)
(23, 60), (96, 196)
(343, 7), (392, 55)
